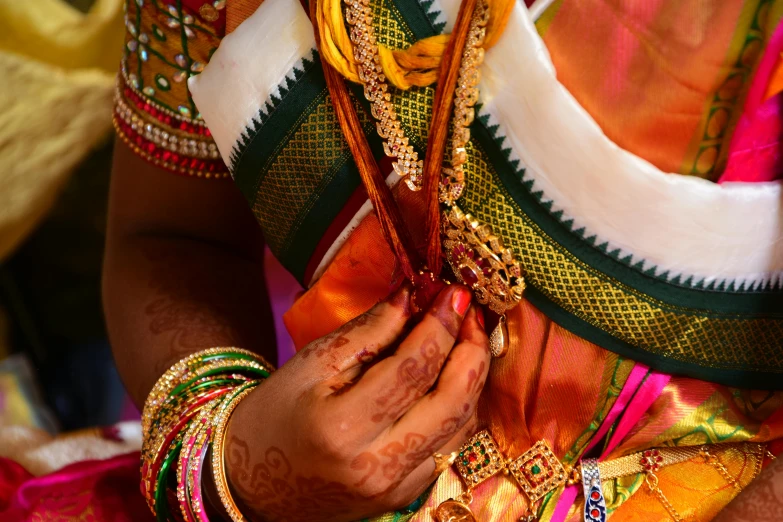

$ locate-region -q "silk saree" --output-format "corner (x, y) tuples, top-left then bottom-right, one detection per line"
(115, 0), (783, 520)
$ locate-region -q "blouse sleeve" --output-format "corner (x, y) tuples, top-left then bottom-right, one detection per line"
(114, 0), (229, 179)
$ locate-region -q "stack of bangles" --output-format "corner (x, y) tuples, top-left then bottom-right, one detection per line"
(141, 347), (274, 522)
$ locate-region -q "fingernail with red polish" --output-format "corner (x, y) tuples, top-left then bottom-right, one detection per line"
(476, 306), (485, 329)
(452, 287), (471, 316)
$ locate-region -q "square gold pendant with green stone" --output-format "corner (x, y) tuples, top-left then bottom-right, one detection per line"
(508, 439), (567, 502)
(454, 430), (506, 487)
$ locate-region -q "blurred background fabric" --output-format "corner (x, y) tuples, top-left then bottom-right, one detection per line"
(0, 0), (124, 433)
(0, 0), (122, 262)
(0, 0), (298, 439)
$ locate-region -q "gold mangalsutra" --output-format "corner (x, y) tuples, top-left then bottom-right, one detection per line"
(342, 0), (525, 324)
(442, 206), (526, 316)
(437, 0), (525, 321)
(344, 0), (424, 190)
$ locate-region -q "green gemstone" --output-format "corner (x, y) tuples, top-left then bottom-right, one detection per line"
(532, 464), (541, 475)
(462, 460), (469, 466)
(459, 452), (464, 457)
(474, 442), (480, 447)
(466, 468), (472, 475)
(480, 448), (486, 455)
(476, 464), (482, 470)
(484, 458), (490, 465)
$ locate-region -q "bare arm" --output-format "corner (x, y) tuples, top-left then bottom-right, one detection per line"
(103, 141), (277, 406)
(105, 141), (492, 522)
(714, 455), (783, 522)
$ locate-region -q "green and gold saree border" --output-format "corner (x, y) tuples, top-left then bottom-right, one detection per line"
(230, 0), (783, 388)
(229, 0), (442, 281)
(465, 117), (783, 388)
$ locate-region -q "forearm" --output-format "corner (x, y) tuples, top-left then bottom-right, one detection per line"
(103, 233), (276, 406)
(104, 141), (277, 407)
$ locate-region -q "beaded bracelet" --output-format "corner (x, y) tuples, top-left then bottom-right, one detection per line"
(141, 347), (273, 521)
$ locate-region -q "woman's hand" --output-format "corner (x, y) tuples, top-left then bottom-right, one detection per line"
(224, 283), (490, 521)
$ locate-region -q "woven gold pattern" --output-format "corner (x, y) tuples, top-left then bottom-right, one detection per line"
(253, 95), (352, 255)
(251, 0), (428, 258)
(459, 140), (783, 371)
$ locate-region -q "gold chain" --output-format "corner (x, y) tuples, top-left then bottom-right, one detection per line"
(593, 443), (767, 521)
(645, 472), (686, 522)
(344, 0), (424, 190)
(438, 0), (526, 316)
(597, 446), (702, 481)
(701, 447), (741, 490)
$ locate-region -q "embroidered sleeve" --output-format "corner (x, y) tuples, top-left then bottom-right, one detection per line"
(114, 0), (229, 179)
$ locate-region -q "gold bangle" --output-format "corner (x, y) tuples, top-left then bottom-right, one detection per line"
(142, 347), (272, 435)
(211, 384), (258, 522)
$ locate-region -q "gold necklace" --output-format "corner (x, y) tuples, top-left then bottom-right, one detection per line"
(344, 0), (424, 191)
(437, 429), (766, 522)
(346, 0), (525, 357)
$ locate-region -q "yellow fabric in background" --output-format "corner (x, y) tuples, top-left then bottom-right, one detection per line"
(0, 0), (123, 262)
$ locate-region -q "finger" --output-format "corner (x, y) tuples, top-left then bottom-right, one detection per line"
(387, 305), (490, 449)
(297, 283), (412, 376)
(346, 284), (473, 426)
(373, 414), (480, 512)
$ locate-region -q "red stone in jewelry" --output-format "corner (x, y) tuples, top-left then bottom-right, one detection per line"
(640, 449), (662, 472)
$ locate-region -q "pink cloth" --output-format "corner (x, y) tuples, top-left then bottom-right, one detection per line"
(551, 366), (672, 522)
(720, 20), (783, 183)
(0, 452), (151, 522)
(583, 363), (650, 456)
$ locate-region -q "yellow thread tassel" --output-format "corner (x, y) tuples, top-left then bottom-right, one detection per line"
(316, 0), (515, 90)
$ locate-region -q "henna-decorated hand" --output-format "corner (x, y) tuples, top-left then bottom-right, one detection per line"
(224, 284), (490, 521)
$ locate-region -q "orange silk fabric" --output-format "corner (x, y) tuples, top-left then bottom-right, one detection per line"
(283, 187), (783, 519)
(537, 0), (776, 179)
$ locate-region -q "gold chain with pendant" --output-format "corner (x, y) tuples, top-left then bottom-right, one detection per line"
(345, 0), (526, 345)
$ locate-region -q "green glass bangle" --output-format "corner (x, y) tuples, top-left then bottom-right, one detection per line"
(170, 365), (270, 398)
(155, 439), (183, 522)
(155, 379), (244, 422)
(188, 378), (246, 396)
(163, 378), (246, 408)
(201, 352), (259, 364)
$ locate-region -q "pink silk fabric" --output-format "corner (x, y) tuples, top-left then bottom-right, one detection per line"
(720, 19), (783, 182)
(0, 452), (151, 522)
(551, 368), (673, 522)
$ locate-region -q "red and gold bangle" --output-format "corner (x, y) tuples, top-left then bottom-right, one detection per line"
(141, 348), (274, 520)
(178, 400), (221, 522)
(113, 75), (231, 179)
(143, 388), (232, 509)
(142, 348), (271, 434)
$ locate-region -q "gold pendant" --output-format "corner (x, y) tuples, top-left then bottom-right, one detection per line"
(488, 315), (509, 358)
(434, 499), (477, 522)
